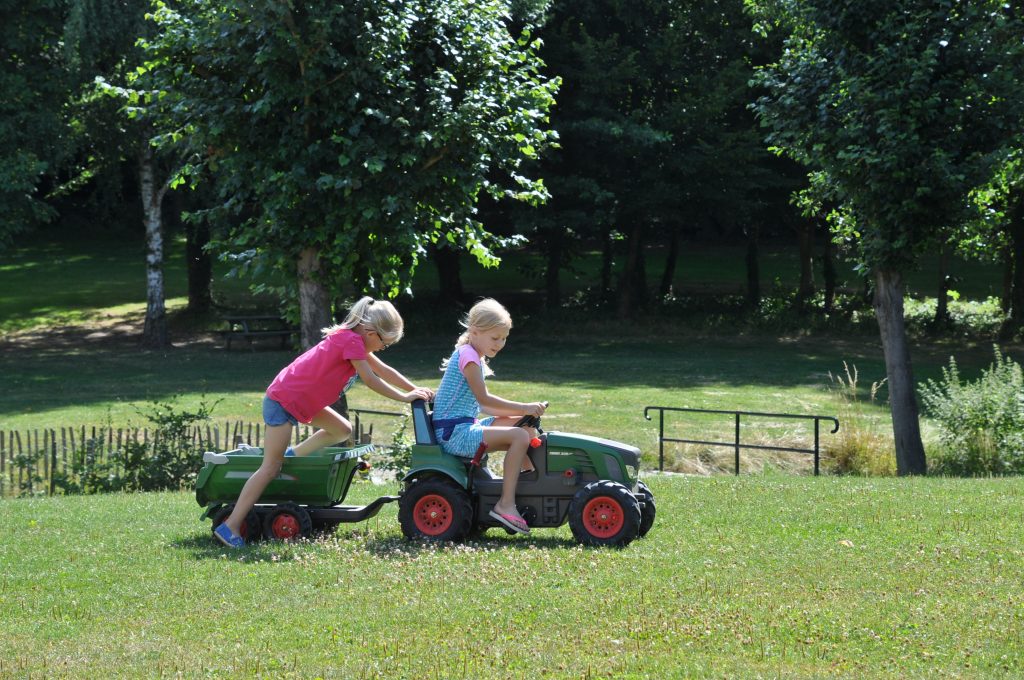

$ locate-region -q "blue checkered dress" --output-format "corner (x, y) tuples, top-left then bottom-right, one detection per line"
(432, 347), (494, 457)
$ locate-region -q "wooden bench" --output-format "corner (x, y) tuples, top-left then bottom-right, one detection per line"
(222, 315), (299, 350)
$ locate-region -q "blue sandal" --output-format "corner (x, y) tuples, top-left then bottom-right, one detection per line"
(214, 523), (245, 548)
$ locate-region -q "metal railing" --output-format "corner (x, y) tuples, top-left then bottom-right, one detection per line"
(643, 406), (840, 475)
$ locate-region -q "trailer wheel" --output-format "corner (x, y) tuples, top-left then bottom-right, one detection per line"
(568, 481), (641, 547)
(635, 481), (657, 538)
(210, 505), (263, 544)
(399, 478), (473, 542)
(263, 502), (313, 541)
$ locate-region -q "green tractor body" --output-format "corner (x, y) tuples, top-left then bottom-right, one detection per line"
(399, 401), (655, 547)
(193, 402), (655, 548)
(195, 444), (396, 542)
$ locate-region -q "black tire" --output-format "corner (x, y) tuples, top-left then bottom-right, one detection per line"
(635, 481), (657, 538)
(262, 502), (313, 541)
(398, 477), (473, 542)
(568, 480), (642, 547)
(210, 505), (263, 544)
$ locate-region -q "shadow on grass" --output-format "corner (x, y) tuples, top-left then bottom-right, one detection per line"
(172, 528), (587, 562)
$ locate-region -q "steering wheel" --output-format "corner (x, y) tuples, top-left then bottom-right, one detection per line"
(513, 401), (549, 430)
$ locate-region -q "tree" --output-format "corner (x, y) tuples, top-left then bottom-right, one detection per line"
(529, 0), (798, 313)
(749, 0), (1024, 474)
(0, 0), (69, 247)
(145, 0), (558, 346)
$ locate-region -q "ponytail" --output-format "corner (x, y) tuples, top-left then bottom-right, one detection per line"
(323, 297), (405, 344)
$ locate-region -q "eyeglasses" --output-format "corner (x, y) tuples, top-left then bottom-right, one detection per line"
(371, 330), (393, 350)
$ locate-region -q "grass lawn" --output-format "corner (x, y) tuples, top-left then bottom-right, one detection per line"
(1, 234), (1020, 475)
(2, 476), (1022, 678)
(3, 308), (1013, 474)
(2, 234), (1023, 677)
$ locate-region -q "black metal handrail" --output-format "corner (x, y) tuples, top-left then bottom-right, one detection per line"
(643, 406), (840, 475)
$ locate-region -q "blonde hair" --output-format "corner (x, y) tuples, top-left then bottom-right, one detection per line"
(322, 297), (404, 345)
(442, 298), (512, 375)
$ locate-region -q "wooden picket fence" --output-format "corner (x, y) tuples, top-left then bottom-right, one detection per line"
(0, 409), (404, 498)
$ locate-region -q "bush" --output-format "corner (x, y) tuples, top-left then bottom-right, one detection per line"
(49, 397), (220, 496)
(920, 346), (1024, 476)
(823, 363), (896, 476)
(374, 415), (413, 475)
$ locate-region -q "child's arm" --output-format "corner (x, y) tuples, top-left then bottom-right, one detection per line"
(365, 354), (415, 390)
(463, 362), (545, 418)
(352, 359), (432, 403)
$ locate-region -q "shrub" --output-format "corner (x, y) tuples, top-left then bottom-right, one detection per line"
(823, 363), (896, 476)
(49, 398), (220, 496)
(374, 415), (413, 475)
(920, 346), (1024, 476)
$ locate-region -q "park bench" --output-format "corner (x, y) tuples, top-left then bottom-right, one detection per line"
(222, 315), (299, 350)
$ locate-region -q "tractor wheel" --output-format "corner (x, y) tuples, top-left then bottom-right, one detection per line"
(398, 478), (473, 542)
(568, 480), (642, 547)
(635, 481), (657, 538)
(262, 502), (313, 541)
(210, 505), (263, 544)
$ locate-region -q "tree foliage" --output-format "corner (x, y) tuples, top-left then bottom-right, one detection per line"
(0, 0), (69, 246)
(144, 0), (558, 307)
(749, 0), (1024, 271)
(748, 0), (1024, 475)
(521, 0), (800, 310)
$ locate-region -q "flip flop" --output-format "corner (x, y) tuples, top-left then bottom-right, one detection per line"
(489, 509), (530, 534)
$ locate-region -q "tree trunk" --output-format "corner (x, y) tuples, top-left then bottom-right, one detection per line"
(544, 227), (563, 310)
(999, 198), (1024, 339)
(297, 247), (332, 350)
(616, 222), (646, 316)
(745, 225), (760, 307)
(873, 268), (927, 475)
(934, 244), (951, 327)
(431, 242), (464, 305)
(185, 213), (212, 315)
(1001, 244), (1013, 314)
(797, 218), (815, 307)
(329, 392), (353, 446)
(600, 224), (614, 303)
(658, 227), (679, 299)
(140, 138), (168, 349)
(822, 226), (836, 315)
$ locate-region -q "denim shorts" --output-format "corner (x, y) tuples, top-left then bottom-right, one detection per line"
(262, 395), (298, 427)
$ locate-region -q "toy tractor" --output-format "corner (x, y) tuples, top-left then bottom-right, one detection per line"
(398, 400), (656, 547)
(195, 444), (397, 542)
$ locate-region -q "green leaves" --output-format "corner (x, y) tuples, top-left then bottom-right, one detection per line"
(750, 0), (1024, 271)
(145, 0), (557, 297)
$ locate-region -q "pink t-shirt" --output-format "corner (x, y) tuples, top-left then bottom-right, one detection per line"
(266, 329), (367, 423)
(458, 344), (482, 372)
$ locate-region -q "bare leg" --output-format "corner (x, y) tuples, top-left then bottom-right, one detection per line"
(482, 427), (532, 519)
(291, 407), (353, 456)
(489, 417), (536, 472)
(223, 423), (292, 534)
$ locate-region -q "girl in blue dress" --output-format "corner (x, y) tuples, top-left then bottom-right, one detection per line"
(432, 299), (546, 534)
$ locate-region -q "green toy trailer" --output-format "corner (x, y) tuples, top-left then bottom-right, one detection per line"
(195, 444), (396, 542)
(398, 400), (656, 547)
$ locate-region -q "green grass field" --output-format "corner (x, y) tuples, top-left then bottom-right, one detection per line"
(3, 236), (1024, 677)
(0, 234), (1018, 473)
(2, 476), (1022, 678)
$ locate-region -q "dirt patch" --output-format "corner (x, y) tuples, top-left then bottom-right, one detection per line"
(0, 310), (222, 353)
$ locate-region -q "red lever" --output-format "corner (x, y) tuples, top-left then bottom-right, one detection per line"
(470, 443), (488, 467)
(530, 437), (542, 449)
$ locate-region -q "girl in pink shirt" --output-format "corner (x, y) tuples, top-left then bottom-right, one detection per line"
(215, 297), (433, 548)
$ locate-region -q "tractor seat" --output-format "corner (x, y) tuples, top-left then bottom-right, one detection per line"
(411, 399), (498, 476)
(410, 399), (438, 446)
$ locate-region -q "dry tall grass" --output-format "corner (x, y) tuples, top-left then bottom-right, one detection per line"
(822, 362), (896, 476)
